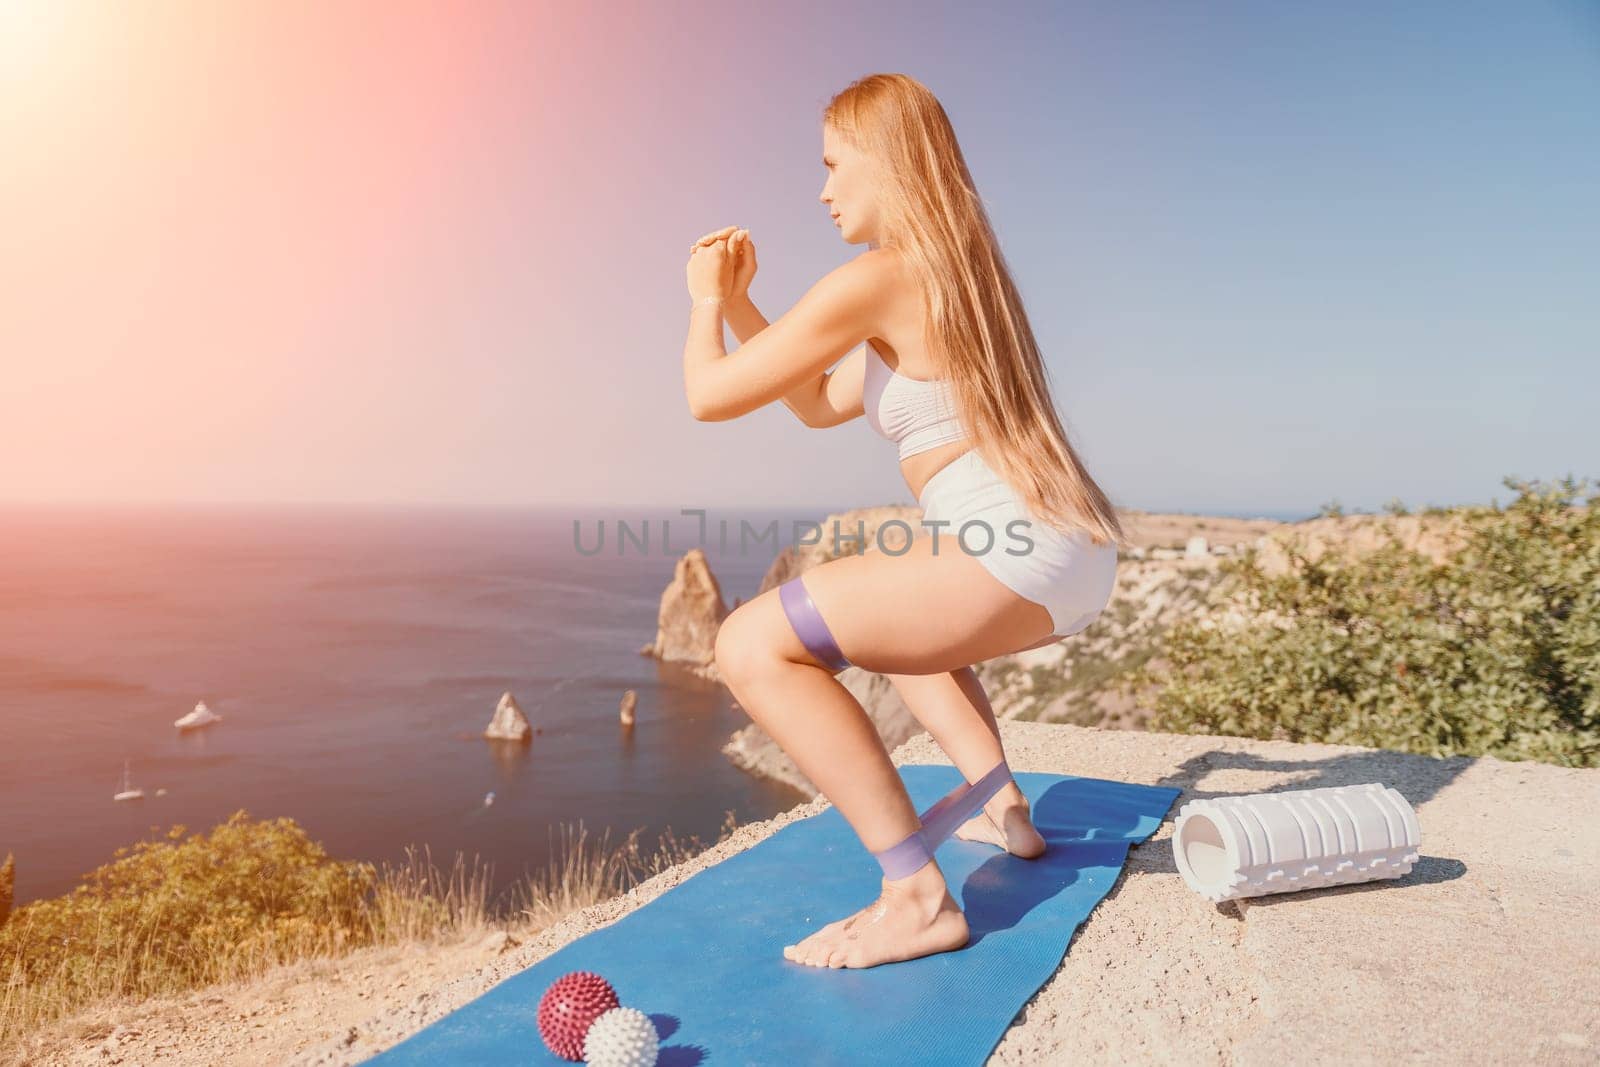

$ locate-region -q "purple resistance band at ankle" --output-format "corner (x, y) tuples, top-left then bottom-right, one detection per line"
(778, 576), (851, 673)
(873, 759), (1014, 881)
(775, 573), (1013, 878)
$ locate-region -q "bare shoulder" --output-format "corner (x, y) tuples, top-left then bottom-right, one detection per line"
(855, 246), (911, 290)
(811, 247), (902, 305)
(856, 247), (922, 319)
(786, 249), (913, 349)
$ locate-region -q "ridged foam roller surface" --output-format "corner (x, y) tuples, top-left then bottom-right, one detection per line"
(1172, 783), (1421, 902)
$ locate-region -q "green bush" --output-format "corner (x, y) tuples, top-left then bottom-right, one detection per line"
(1123, 476), (1599, 766)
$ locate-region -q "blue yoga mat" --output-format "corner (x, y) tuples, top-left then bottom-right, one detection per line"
(372, 766), (1180, 1066)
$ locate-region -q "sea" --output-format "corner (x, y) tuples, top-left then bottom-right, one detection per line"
(0, 502), (1312, 908)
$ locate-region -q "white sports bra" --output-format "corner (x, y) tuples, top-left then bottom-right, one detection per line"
(861, 339), (971, 461)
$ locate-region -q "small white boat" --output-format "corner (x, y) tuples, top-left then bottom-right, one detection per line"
(483, 791), (496, 807)
(113, 760), (144, 802)
(174, 700), (223, 731)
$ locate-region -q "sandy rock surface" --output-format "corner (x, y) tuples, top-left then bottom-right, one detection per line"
(19, 936), (490, 1067)
(25, 723), (1597, 1065)
(1118, 509), (1285, 552)
(22, 506), (1593, 1065)
(289, 726), (1600, 1063)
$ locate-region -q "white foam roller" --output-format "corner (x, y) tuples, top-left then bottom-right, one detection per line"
(1171, 783), (1421, 902)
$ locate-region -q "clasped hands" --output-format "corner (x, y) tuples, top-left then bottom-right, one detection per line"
(685, 225), (757, 304)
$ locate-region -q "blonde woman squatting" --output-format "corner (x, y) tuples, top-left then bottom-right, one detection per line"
(681, 74), (1130, 972)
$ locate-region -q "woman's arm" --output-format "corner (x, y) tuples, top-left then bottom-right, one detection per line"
(721, 291), (767, 343)
(684, 250), (890, 423)
(724, 294), (834, 427)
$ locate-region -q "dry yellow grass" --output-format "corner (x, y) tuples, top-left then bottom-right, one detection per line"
(1, 810), (739, 1064)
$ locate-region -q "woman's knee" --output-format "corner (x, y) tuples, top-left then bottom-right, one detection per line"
(713, 606), (777, 689)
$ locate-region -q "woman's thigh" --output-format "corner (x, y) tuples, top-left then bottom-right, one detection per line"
(726, 533), (1056, 677)
(880, 663), (994, 724)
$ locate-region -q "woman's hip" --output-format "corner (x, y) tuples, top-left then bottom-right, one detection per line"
(917, 449), (1118, 634)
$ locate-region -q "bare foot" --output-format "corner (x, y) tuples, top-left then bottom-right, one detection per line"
(784, 874), (969, 969)
(783, 906), (867, 966)
(783, 872), (936, 966)
(953, 794), (1046, 858)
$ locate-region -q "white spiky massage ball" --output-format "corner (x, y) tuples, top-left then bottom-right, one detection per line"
(582, 1006), (659, 1067)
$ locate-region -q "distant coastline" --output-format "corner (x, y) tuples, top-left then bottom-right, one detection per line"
(0, 502), (1419, 526)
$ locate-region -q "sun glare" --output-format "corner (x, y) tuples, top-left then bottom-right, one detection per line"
(0, 0), (79, 89)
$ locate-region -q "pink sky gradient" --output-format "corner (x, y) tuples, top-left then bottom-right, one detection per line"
(5, 2), (1594, 514)
(5, 3), (750, 509)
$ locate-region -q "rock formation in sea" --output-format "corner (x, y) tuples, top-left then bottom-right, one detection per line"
(483, 691), (532, 741)
(638, 548), (729, 681)
(619, 689), (637, 727)
(638, 508), (925, 687)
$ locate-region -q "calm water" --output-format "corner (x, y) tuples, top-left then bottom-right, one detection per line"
(0, 501), (1315, 908)
(0, 505), (843, 907)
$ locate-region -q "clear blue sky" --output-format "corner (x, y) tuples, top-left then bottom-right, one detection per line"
(6, 1), (1596, 515)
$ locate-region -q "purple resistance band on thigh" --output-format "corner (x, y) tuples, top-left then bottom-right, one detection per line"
(775, 574), (1017, 880)
(778, 575), (852, 673)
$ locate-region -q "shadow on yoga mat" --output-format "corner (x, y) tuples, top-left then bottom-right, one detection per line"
(371, 766), (1180, 1066)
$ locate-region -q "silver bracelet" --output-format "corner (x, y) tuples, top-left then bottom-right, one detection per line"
(691, 295), (725, 310)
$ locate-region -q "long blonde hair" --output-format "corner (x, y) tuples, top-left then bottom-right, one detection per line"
(824, 73), (1130, 550)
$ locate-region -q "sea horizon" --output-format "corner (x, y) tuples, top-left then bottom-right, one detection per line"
(0, 500), (1333, 523)
(0, 507), (809, 908)
(0, 493), (1439, 905)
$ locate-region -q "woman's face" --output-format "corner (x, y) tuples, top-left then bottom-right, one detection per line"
(819, 125), (878, 246)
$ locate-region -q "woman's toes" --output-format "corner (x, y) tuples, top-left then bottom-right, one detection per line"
(787, 900), (881, 966)
(800, 929), (841, 966)
(787, 920), (839, 964)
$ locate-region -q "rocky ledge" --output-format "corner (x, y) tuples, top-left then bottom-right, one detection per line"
(294, 722), (1599, 1065)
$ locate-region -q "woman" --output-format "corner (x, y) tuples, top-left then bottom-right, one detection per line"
(682, 73), (1129, 971)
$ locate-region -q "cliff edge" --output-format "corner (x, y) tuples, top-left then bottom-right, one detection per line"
(290, 722), (1598, 1066)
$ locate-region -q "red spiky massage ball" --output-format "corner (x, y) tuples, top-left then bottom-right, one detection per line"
(537, 971), (621, 1061)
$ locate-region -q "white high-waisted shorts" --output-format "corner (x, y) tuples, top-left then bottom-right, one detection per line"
(917, 449), (1118, 638)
